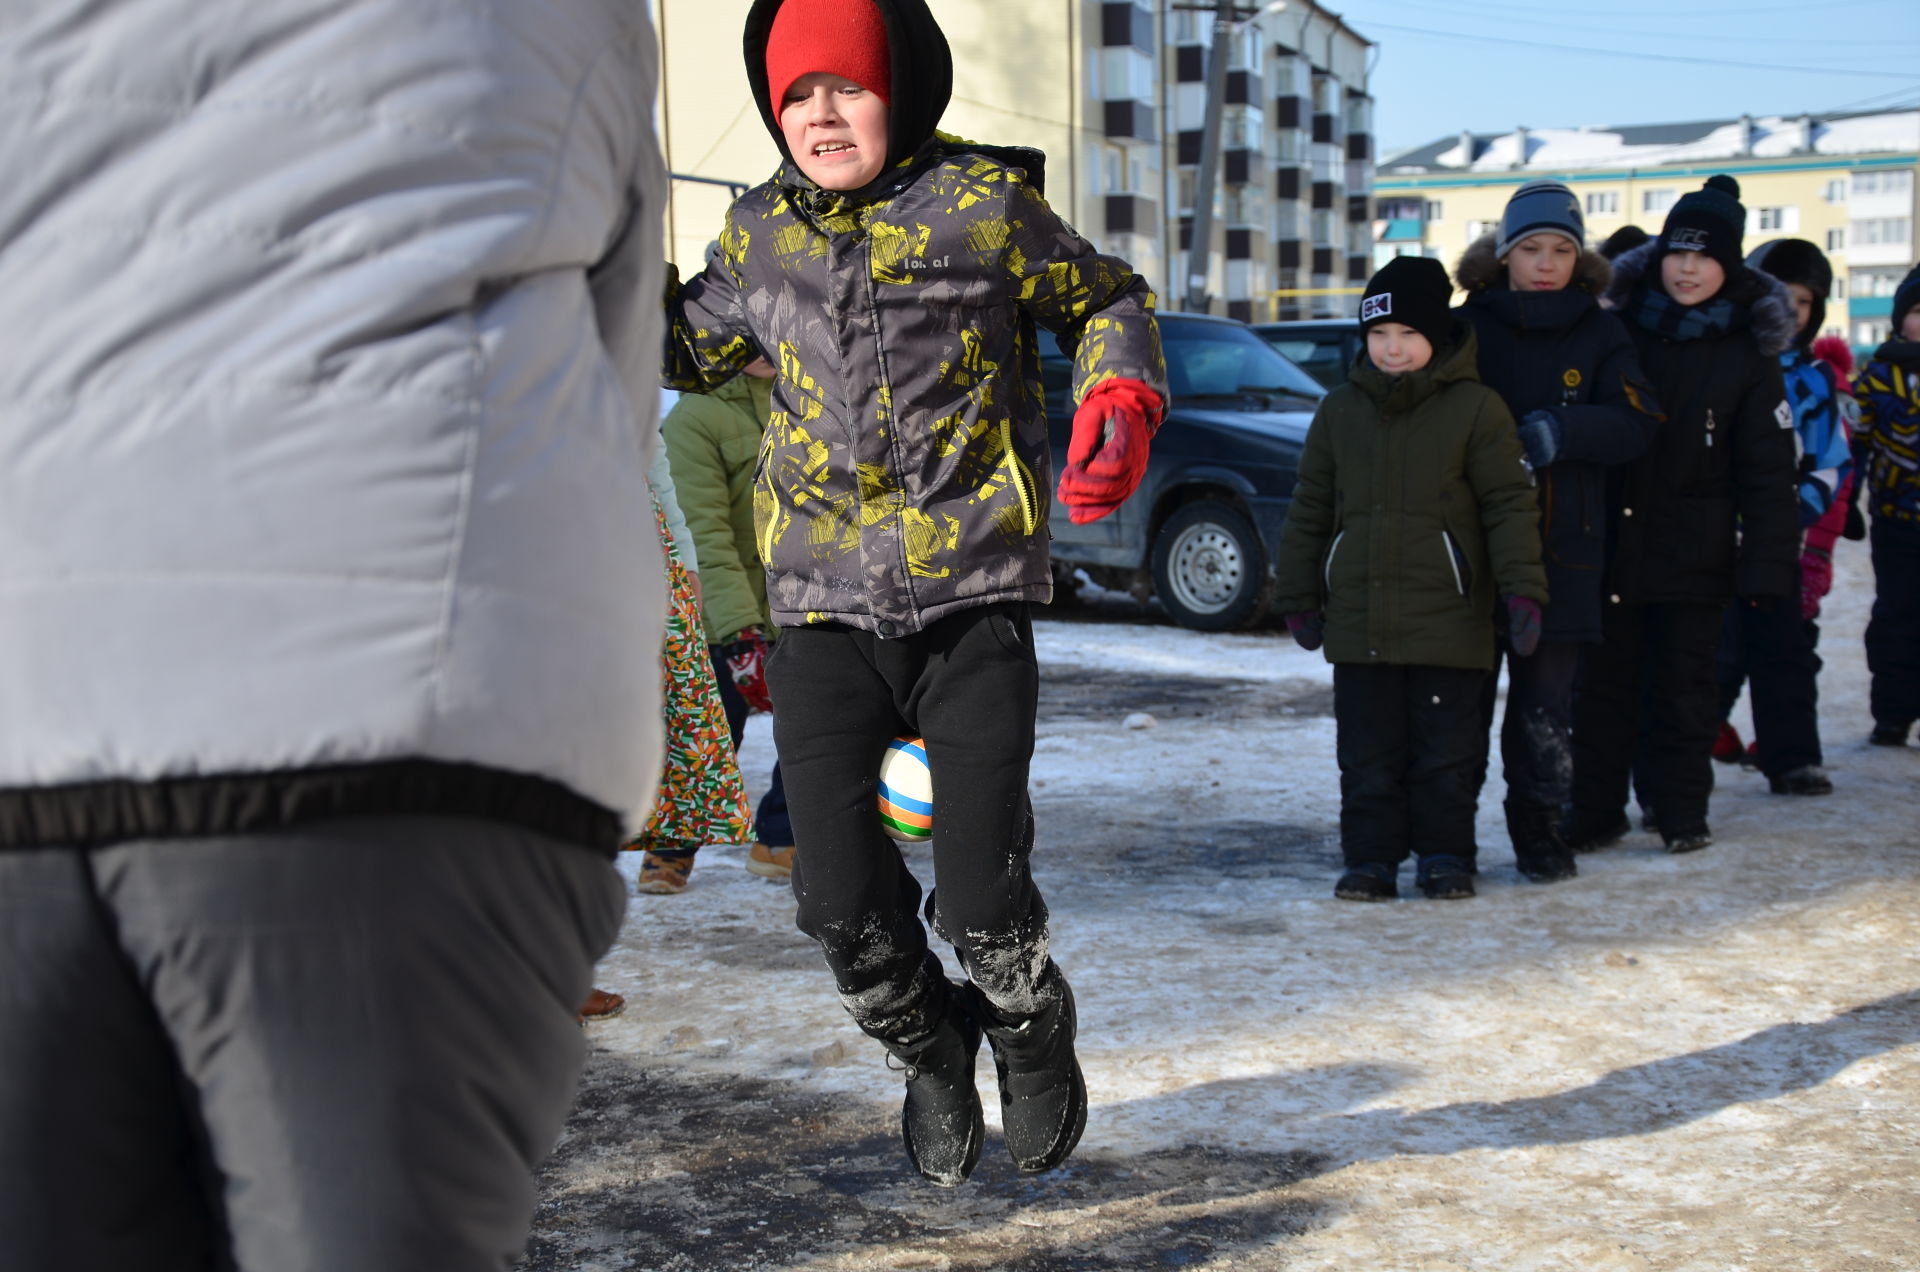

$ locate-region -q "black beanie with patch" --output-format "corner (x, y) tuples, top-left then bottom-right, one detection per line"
(1359, 256), (1453, 352)
(1659, 174), (1746, 274)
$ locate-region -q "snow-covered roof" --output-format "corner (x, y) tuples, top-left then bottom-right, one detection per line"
(1383, 109), (1920, 175)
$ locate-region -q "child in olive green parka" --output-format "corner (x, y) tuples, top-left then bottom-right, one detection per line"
(1274, 256), (1547, 902)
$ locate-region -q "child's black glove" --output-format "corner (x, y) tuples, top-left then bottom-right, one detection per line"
(1284, 611), (1324, 651)
(1502, 595), (1542, 657)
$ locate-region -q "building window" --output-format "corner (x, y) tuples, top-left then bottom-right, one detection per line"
(1465, 219), (1498, 243)
(1853, 267), (1908, 296)
(1756, 207), (1786, 231)
(1853, 217), (1913, 246)
(1641, 188), (1676, 215)
(1853, 170), (1915, 197)
(1827, 227), (1846, 252)
(1833, 275), (1847, 300)
(1173, 9), (1202, 42)
(1855, 319), (1890, 346)
(1585, 191), (1619, 216)
(1423, 199), (1444, 221)
(1824, 178), (1847, 203)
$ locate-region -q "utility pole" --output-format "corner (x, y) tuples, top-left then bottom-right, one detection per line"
(1183, 0), (1236, 314)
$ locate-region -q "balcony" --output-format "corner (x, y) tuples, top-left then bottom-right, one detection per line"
(1100, 2), (1153, 53)
(1312, 181), (1337, 211)
(1104, 100), (1156, 144)
(1226, 227), (1255, 260)
(1105, 193), (1159, 237)
(1226, 70), (1264, 106)
(1224, 147), (1258, 186)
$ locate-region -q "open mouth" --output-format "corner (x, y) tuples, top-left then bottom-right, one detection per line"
(813, 141), (856, 156)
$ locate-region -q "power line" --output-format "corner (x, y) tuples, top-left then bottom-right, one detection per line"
(1362, 21), (1920, 80)
(1366, 0), (1920, 46)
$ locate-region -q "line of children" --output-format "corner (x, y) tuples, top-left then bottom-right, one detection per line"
(663, 0), (1165, 1186)
(1852, 264), (1920, 746)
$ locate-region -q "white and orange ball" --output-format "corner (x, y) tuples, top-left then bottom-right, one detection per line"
(877, 736), (933, 843)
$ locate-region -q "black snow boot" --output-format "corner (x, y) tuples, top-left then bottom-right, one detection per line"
(971, 967), (1087, 1174)
(1506, 803), (1577, 884)
(1334, 862), (1398, 901)
(1769, 764), (1834, 796)
(878, 978), (985, 1187)
(1661, 824), (1713, 854)
(1562, 808), (1631, 854)
(1416, 854), (1475, 900)
(1869, 723), (1910, 747)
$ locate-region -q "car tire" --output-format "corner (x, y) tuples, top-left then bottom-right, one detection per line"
(1150, 499), (1272, 631)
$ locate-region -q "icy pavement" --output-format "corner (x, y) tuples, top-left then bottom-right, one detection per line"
(523, 547), (1920, 1272)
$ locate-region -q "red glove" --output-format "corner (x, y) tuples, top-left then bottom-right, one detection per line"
(1284, 611), (1324, 651)
(1056, 379), (1163, 525)
(724, 626), (772, 714)
(1503, 595), (1543, 658)
(1800, 548), (1833, 622)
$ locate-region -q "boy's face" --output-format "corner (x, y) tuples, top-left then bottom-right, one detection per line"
(1504, 233), (1577, 292)
(1660, 249), (1726, 307)
(1366, 323), (1433, 375)
(780, 72), (889, 191)
(1785, 282), (1815, 336)
(1900, 309), (1920, 341)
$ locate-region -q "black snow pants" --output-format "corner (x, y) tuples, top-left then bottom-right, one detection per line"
(766, 603), (1060, 1034)
(1867, 517), (1920, 733)
(1572, 600), (1725, 837)
(1476, 638), (1582, 837)
(1334, 663), (1489, 868)
(1716, 573), (1823, 777)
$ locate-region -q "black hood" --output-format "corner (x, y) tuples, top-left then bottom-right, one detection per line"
(744, 0), (952, 175)
(1746, 238), (1831, 349)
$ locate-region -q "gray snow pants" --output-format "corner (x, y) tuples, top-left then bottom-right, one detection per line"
(0, 815), (626, 1272)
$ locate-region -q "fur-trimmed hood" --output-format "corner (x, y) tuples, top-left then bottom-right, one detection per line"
(1454, 232), (1611, 296)
(1604, 241), (1799, 357)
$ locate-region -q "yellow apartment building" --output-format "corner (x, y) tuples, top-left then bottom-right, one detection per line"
(1374, 111), (1919, 348)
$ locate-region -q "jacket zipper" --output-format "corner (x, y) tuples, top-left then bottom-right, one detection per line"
(1324, 529), (1345, 593)
(1441, 531), (1465, 596)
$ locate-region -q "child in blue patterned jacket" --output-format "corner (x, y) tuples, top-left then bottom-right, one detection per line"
(1852, 263), (1920, 746)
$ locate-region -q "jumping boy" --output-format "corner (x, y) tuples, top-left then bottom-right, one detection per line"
(663, 0), (1166, 1186)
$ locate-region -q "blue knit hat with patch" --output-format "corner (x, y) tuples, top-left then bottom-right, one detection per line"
(1496, 180), (1584, 259)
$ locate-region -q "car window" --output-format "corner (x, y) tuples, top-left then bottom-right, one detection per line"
(1161, 320), (1323, 402)
(1264, 335), (1350, 388)
(1040, 318), (1323, 409)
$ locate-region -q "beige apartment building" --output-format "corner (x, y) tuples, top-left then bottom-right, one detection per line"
(1375, 110), (1920, 348)
(650, 0), (1375, 320)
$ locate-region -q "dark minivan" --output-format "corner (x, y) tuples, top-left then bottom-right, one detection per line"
(1043, 312), (1323, 629)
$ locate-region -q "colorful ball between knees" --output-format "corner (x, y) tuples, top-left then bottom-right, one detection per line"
(878, 736), (933, 843)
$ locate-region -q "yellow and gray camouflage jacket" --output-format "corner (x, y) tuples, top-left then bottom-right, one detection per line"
(663, 142), (1166, 637)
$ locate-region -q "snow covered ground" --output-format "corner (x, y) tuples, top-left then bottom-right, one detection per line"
(521, 546), (1920, 1272)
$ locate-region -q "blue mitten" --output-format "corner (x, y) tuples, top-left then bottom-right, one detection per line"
(1516, 409), (1564, 469)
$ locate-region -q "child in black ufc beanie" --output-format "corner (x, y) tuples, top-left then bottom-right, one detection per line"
(1273, 255), (1546, 903)
(1567, 176), (1801, 855)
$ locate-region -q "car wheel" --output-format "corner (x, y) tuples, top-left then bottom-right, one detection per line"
(1150, 499), (1271, 631)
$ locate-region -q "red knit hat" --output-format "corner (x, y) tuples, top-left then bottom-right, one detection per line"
(765, 0), (892, 116)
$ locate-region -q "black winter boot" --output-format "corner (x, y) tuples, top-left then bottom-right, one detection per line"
(877, 978), (985, 1187)
(1562, 808), (1631, 853)
(1334, 862), (1399, 901)
(971, 967), (1087, 1174)
(1416, 854), (1475, 899)
(1505, 803), (1577, 883)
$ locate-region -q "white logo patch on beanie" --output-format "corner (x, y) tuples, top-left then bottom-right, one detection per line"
(1670, 227), (1710, 252)
(1361, 293), (1392, 322)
